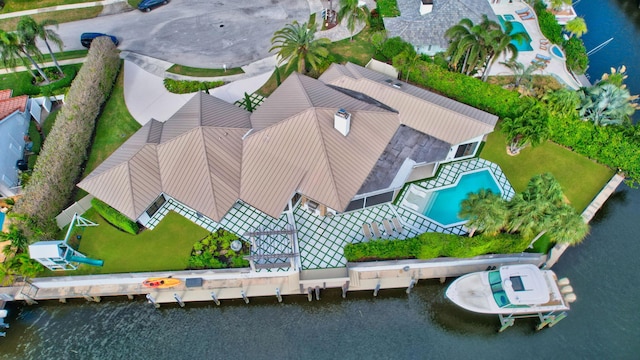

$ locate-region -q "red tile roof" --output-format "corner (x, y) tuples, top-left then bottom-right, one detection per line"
(0, 90), (28, 121)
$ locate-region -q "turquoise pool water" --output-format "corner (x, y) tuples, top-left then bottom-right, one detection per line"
(497, 15), (533, 52)
(423, 170), (502, 226)
(0, 212), (4, 229)
(551, 44), (565, 59)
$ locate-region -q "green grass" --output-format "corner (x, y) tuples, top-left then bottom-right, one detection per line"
(326, 26), (377, 66)
(0, 7), (102, 31)
(167, 64), (244, 77)
(74, 64), (140, 200)
(481, 121), (614, 212)
(0, 50), (87, 70)
(376, 0), (400, 17)
(42, 108), (59, 137)
(0, 63), (81, 96)
(0, 0), (95, 13)
(64, 209), (210, 275)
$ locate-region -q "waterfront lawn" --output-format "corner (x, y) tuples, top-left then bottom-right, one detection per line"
(75, 65), (140, 200)
(481, 122), (614, 212)
(71, 209), (209, 275)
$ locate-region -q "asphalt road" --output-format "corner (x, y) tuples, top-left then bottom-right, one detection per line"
(48, 0), (310, 68)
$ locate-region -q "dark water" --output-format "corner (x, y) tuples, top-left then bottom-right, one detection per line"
(2, 2), (640, 359)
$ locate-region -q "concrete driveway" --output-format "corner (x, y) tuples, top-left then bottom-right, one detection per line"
(47, 0), (310, 68)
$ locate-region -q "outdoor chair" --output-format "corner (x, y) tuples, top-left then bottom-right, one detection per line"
(371, 222), (383, 238)
(536, 53), (552, 62)
(391, 217), (404, 234)
(383, 219), (395, 236)
(362, 223), (372, 241)
(409, 186), (428, 198)
(515, 8), (529, 15)
(520, 13), (535, 20)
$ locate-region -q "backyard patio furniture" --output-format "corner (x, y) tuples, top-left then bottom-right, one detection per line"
(383, 219), (395, 236)
(391, 217), (404, 234)
(520, 13), (535, 20)
(371, 222), (383, 238)
(515, 8), (529, 15)
(362, 223), (372, 240)
(536, 53), (552, 62)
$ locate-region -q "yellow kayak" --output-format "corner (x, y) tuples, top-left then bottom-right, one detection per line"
(142, 277), (181, 288)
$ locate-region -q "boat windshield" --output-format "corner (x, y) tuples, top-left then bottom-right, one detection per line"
(489, 271), (512, 308)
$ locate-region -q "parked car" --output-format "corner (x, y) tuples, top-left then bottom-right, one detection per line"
(80, 33), (119, 48)
(138, 0), (169, 12)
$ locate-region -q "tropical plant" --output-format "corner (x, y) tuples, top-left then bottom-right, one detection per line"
(563, 36), (588, 74)
(564, 17), (587, 38)
(542, 88), (580, 119)
(501, 102), (551, 154)
(528, 204), (589, 247)
(599, 65), (629, 87)
(549, 0), (572, 11)
(0, 225), (29, 254)
(459, 189), (508, 237)
(338, 0), (370, 41)
(0, 29), (49, 82)
(578, 83), (639, 126)
(380, 36), (413, 62)
(500, 59), (541, 90)
(270, 21), (330, 74)
(0, 260), (18, 286)
(12, 252), (44, 278)
(370, 30), (387, 54)
(481, 19), (523, 81)
(17, 16), (64, 76)
(392, 48), (421, 81)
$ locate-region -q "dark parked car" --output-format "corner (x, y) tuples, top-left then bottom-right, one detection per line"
(80, 33), (119, 48)
(138, 0), (168, 12)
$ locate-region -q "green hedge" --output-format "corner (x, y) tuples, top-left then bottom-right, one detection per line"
(13, 37), (121, 238)
(163, 78), (225, 94)
(91, 198), (139, 235)
(533, 1), (563, 45)
(0, 64), (80, 96)
(376, 0), (400, 17)
(563, 37), (588, 75)
(344, 233), (530, 262)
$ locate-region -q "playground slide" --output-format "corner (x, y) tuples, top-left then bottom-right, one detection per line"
(68, 255), (104, 267)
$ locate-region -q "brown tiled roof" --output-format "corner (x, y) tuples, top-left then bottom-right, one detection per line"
(78, 93), (248, 221)
(319, 63), (498, 145)
(0, 90), (28, 121)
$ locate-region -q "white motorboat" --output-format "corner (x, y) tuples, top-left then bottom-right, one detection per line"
(445, 264), (572, 315)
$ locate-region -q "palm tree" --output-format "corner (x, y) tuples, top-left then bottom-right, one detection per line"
(337, 0), (370, 41)
(501, 103), (551, 154)
(393, 48), (421, 81)
(445, 18), (489, 76)
(0, 260), (18, 286)
(500, 59), (541, 89)
(270, 21), (331, 74)
(0, 28), (50, 83)
(0, 225), (29, 254)
(565, 17), (587, 38)
(481, 20), (523, 81)
(546, 204), (589, 245)
(18, 16), (65, 76)
(542, 88), (580, 118)
(459, 189), (508, 237)
(13, 252), (44, 278)
(578, 83), (639, 125)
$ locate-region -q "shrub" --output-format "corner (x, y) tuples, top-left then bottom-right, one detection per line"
(344, 233), (530, 262)
(12, 37), (121, 238)
(376, 0), (400, 17)
(534, 0), (563, 44)
(163, 78), (224, 94)
(91, 198), (139, 235)
(563, 37), (588, 74)
(380, 36), (413, 62)
(369, 8), (385, 31)
(0, 64), (80, 97)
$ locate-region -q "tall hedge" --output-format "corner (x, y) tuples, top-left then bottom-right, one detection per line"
(91, 198), (139, 235)
(13, 37), (121, 238)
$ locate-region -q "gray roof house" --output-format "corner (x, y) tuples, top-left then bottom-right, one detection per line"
(384, 0), (498, 55)
(79, 62), (497, 226)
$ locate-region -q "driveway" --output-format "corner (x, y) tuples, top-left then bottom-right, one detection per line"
(47, 0), (310, 68)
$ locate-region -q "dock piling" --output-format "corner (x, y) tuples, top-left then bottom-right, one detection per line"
(173, 293), (185, 308)
(59, 298), (66, 303)
(276, 288), (282, 303)
(307, 287), (313, 301)
(373, 282), (381, 297)
(210, 292), (220, 306)
(406, 278), (416, 295)
(127, 294), (134, 300)
(146, 293), (160, 308)
(342, 282), (349, 298)
(241, 290), (249, 304)
(314, 286), (320, 301)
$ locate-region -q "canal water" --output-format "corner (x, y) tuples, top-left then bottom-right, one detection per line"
(2, 2), (640, 359)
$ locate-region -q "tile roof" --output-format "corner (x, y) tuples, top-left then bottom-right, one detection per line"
(0, 89), (28, 121)
(384, 0), (498, 49)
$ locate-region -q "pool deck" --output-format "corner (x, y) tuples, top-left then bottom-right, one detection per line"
(488, 3), (583, 89)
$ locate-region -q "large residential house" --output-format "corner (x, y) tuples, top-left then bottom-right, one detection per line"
(78, 63), (497, 227)
(0, 90), (30, 198)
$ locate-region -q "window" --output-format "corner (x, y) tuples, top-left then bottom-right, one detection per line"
(455, 142), (477, 158)
(345, 198), (365, 212)
(145, 195), (166, 217)
(365, 191), (394, 207)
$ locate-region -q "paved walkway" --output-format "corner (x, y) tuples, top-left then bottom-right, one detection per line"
(0, 0), (126, 19)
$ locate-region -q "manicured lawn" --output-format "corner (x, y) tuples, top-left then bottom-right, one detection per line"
(0, 0), (95, 13)
(167, 64), (244, 77)
(481, 122), (614, 212)
(376, 0), (400, 17)
(326, 27), (377, 66)
(0, 7), (102, 31)
(69, 209), (210, 275)
(0, 50), (87, 70)
(74, 64), (140, 200)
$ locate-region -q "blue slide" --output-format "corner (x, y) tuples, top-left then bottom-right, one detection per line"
(68, 255), (104, 267)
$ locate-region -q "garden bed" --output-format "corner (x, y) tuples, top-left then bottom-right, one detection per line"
(188, 229), (250, 269)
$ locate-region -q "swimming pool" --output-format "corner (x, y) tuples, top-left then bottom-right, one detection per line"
(497, 15), (533, 52)
(0, 212), (4, 230)
(550, 44), (565, 59)
(422, 170), (502, 226)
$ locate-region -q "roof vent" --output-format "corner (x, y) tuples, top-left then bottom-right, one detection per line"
(334, 108), (351, 137)
(385, 79), (393, 84)
(393, 82), (402, 89)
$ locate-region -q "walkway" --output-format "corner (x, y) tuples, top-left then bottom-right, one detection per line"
(0, 0), (126, 19)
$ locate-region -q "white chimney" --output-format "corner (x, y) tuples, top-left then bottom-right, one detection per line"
(334, 108), (351, 136)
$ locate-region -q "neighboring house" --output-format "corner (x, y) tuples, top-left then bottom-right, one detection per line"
(384, 0), (498, 55)
(0, 90), (30, 198)
(79, 62), (497, 227)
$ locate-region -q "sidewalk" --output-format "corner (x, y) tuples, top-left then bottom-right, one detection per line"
(0, 0), (126, 20)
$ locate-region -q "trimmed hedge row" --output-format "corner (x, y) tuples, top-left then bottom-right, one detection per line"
(163, 78), (225, 94)
(91, 198), (139, 235)
(344, 233), (530, 262)
(406, 60), (640, 185)
(13, 37), (121, 238)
